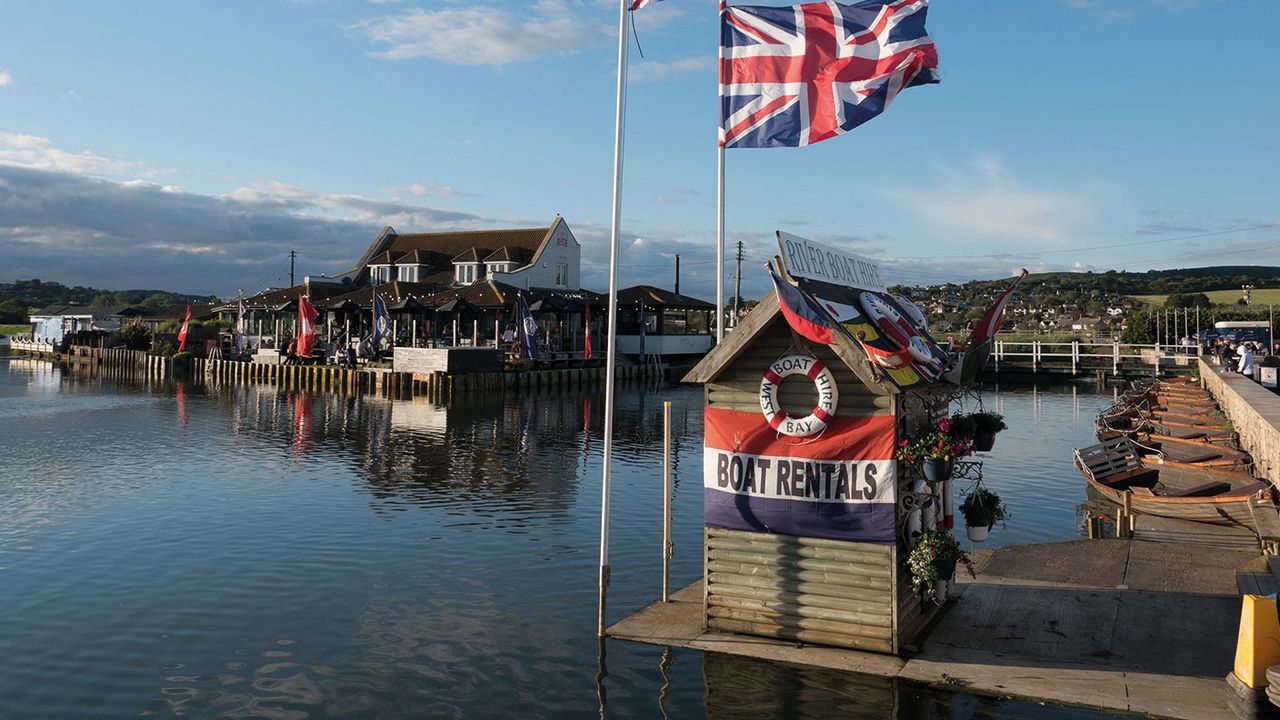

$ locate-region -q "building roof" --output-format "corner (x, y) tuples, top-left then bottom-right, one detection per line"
(141, 303), (219, 321)
(239, 283), (348, 310)
(31, 304), (142, 319)
(616, 285), (715, 310)
(341, 219), (562, 286)
(482, 246), (532, 265)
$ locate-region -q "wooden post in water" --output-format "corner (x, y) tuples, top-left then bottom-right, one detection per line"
(1121, 489), (1133, 538)
(662, 400), (673, 603)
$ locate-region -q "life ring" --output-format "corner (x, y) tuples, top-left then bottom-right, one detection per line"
(759, 354), (839, 437)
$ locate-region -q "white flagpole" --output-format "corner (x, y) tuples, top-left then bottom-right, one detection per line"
(598, 0), (630, 639)
(716, 147), (725, 342)
(715, 3), (726, 342)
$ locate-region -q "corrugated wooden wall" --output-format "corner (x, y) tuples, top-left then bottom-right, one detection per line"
(704, 527), (897, 653)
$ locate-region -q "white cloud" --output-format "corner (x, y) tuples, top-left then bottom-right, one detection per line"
(631, 55), (714, 83)
(893, 153), (1097, 245)
(60, 90), (82, 103)
(0, 69), (11, 87)
(351, 2), (612, 66)
(0, 132), (149, 177)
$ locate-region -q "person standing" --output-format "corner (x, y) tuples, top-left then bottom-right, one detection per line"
(1238, 342), (1257, 377)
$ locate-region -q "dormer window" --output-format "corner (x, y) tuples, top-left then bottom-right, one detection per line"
(487, 262), (511, 275)
(398, 265), (419, 282)
(455, 263), (480, 284)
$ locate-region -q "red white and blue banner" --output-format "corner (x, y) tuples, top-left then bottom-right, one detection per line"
(720, 0), (939, 149)
(704, 407), (897, 543)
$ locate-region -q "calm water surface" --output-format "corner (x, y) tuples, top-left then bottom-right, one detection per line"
(0, 359), (1121, 719)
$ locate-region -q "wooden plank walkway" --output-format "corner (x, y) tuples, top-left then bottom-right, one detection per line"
(609, 539), (1261, 720)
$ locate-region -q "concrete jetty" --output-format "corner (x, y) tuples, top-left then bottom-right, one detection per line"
(610, 538), (1257, 720)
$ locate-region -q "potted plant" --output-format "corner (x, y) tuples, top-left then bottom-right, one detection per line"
(960, 487), (1008, 542)
(907, 528), (976, 605)
(896, 418), (971, 483)
(970, 411), (1007, 452)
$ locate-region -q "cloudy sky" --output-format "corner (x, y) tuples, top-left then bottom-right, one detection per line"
(0, 0), (1277, 300)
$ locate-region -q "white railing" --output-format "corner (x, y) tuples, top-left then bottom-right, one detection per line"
(9, 339), (56, 354)
(992, 340), (1201, 374)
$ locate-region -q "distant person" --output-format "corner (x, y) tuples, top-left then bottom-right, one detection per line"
(1239, 343), (1257, 376)
(502, 323), (517, 345)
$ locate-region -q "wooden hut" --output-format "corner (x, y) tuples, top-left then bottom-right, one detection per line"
(683, 291), (952, 654)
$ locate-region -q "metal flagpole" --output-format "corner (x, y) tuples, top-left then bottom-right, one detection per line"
(716, 146), (725, 342)
(715, 1), (726, 343)
(598, 0), (630, 639)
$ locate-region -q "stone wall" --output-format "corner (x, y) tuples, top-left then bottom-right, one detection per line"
(1200, 358), (1280, 483)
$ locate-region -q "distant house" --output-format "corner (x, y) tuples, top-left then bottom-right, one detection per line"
(614, 285), (715, 357)
(1106, 306), (1125, 317)
(28, 305), (144, 344)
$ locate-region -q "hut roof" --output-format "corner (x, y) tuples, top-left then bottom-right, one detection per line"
(682, 291), (895, 395)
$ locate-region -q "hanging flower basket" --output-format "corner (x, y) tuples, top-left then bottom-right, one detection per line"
(897, 418), (972, 482)
(973, 431), (996, 452)
(907, 529), (976, 605)
(969, 412), (1007, 452)
(960, 487), (1009, 544)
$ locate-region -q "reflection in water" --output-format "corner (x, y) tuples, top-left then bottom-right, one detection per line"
(704, 653), (1108, 720)
(0, 363), (1124, 719)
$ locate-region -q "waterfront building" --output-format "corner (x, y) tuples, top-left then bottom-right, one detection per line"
(27, 305), (143, 345)
(226, 217), (715, 361)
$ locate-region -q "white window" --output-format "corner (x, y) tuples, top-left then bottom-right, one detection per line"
(555, 263), (569, 286)
(456, 264), (478, 284)
(398, 266), (417, 282)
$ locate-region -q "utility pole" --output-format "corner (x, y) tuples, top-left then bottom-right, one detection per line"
(674, 254), (680, 297)
(289, 250), (297, 287)
(732, 240), (744, 327)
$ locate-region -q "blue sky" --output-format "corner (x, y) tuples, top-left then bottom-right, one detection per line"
(0, 0), (1276, 300)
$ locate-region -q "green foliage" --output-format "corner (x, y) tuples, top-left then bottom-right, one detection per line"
(907, 529), (975, 605)
(970, 411), (1006, 434)
(1120, 310), (1154, 344)
(154, 340), (176, 357)
(0, 278), (217, 312)
(116, 319), (153, 351)
(1163, 292), (1211, 309)
(0, 299), (29, 323)
(960, 488), (1008, 529)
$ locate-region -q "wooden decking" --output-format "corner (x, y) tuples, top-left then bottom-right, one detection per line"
(608, 539), (1260, 720)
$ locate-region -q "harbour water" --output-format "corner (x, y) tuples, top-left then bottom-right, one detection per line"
(0, 358), (1123, 719)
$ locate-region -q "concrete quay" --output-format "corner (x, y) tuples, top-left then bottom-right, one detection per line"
(609, 538), (1259, 720)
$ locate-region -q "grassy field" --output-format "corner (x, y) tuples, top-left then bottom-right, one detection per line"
(0, 324), (28, 337)
(1129, 288), (1280, 306)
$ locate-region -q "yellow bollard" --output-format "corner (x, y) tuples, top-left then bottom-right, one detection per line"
(1233, 594), (1280, 688)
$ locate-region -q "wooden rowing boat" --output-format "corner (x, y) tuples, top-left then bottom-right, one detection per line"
(1075, 437), (1273, 526)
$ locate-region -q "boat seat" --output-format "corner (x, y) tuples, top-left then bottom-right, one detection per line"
(1132, 486), (1156, 496)
(1232, 481), (1273, 497)
(1098, 467), (1159, 489)
(1173, 451), (1224, 464)
(1171, 431), (1206, 440)
(1164, 481), (1232, 497)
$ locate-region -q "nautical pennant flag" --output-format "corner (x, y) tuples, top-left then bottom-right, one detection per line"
(584, 302), (593, 361)
(177, 305), (191, 352)
(372, 293), (391, 349)
(945, 269), (1027, 385)
(767, 261), (835, 344)
(720, 0), (939, 149)
(517, 292), (541, 361)
(296, 295), (320, 358)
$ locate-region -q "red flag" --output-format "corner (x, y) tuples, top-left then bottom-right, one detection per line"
(296, 295), (320, 358)
(177, 305), (191, 352)
(584, 302), (592, 360)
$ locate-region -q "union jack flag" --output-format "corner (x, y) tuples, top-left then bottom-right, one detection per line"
(720, 0), (939, 149)
(629, 0), (661, 9)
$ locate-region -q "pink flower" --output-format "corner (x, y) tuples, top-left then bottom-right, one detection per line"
(938, 418), (951, 433)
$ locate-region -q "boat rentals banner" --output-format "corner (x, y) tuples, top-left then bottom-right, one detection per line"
(703, 407), (897, 543)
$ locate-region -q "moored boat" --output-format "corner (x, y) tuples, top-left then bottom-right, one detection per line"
(1075, 437), (1274, 527)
